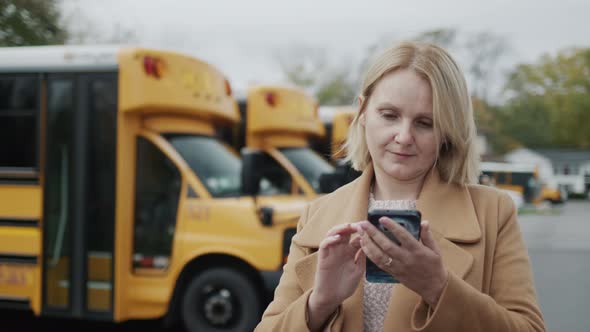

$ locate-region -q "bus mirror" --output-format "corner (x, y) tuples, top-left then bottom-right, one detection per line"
(259, 206), (274, 226)
(241, 149), (263, 196)
(319, 172), (347, 193)
(319, 164), (361, 193)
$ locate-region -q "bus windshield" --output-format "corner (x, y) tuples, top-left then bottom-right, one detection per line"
(166, 134), (243, 198)
(279, 147), (335, 193)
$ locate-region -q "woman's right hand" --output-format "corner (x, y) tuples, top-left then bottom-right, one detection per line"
(307, 223), (365, 330)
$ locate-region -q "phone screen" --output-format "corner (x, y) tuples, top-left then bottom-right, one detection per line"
(365, 209), (421, 283)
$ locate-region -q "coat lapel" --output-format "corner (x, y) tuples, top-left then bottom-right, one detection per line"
(417, 168), (481, 243)
(292, 165), (481, 332)
(292, 166), (373, 249)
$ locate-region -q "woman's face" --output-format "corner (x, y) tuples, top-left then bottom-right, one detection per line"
(361, 68), (438, 182)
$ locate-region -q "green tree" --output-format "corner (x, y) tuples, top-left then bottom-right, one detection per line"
(463, 31), (510, 103)
(315, 72), (357, 105)
(277, 44), (359, 105)
(502, 47), (590, 148)
(0, 0), (67, 46)
(414, 28), (458, 50)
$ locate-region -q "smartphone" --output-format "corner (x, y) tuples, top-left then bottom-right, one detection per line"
(365, 209), (422, 283)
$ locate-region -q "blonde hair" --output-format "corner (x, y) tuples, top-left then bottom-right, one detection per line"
(343, 41), (479, 185)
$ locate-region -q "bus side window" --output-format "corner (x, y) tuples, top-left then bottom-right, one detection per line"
(133, 137), (181, 269)
(496, 172), (507, 184)
(0, 75), (39, 171)
(258, 153), (293, 196)
(187, 186), (198, 198)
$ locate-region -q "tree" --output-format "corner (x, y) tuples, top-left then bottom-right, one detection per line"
(501, 47), (590, 148)
(463, 31), (510, 103)
(315, 71), (357, 106)
(0, 0), (67, 46)
(62, 3), (138, 44)
(277, 44), (359, 105)
(277, 44), (326, 91)
(414, 28), (458, 50)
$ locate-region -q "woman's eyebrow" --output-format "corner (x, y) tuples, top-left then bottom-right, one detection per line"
(376, 102), (432, 118)
(415, 112), (433, 119)
(375, 102), (401, 110)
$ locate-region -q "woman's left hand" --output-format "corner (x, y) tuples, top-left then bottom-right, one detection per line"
(357, 218), (448, 307)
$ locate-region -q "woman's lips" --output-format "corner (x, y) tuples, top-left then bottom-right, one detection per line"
(391, 151), (415, 157)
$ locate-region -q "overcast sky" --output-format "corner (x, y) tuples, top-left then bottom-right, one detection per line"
(62, 0), (589, 101)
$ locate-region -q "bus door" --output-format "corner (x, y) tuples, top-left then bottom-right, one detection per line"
(42, 73), (117, 319)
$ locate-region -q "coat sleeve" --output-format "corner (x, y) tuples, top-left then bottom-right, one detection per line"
(410, 191), (546, 332)
(254, 205), (340, 332)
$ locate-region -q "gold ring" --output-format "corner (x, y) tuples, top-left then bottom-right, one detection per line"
(385, 257), (393, 266)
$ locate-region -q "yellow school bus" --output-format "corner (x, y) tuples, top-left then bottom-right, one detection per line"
(0, 45), (301, 331)
(222, 85), (338, 197)
(310, 105), (361, 191)
(480, 161), (565, 205)
(315, 105), (356, 161)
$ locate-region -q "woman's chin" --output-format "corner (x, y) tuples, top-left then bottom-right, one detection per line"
(382, 167), (425, 182)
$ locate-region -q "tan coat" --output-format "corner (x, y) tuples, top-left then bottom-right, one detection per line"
(255, 166), (546, 332)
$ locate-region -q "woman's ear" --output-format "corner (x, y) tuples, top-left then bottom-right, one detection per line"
(358, 96), (366, 126)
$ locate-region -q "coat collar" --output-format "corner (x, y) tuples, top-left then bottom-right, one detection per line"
(294, 164), (481, 247)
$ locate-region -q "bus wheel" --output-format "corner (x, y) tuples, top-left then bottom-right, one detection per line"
(181, 267), (261, 332)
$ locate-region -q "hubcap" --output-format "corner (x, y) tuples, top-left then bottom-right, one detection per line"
(203, 287), (233, 326)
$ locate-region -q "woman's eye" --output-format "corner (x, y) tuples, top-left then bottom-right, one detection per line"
(381, 112), (398, 120)
(417, 121), (433, 128)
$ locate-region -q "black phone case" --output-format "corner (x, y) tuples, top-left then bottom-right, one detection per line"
(365, 209), (422, 283)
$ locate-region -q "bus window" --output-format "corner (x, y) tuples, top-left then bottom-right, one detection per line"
(85, 77), (117, 312)
(133, 137), (181, 270)
(44, 78), (75, 309)
(247, 151), (301, 196)
(86, 79), (117, 254)
(165, 134), (242, 198)
(0, 74), (38, 170)
(279, 147), (335, 193)
(496, 172), (507, 184)
(256, 153), (294, 196)
(512, 171), (541, 202)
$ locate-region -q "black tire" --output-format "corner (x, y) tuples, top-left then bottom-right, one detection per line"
(181, 268), (261, 332)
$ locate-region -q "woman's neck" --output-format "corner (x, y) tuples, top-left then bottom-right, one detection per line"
(373, 170), (427, 201)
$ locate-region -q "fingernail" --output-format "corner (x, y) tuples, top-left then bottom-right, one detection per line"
(353, 223), (364, 233)
(359, 221), (369, 230)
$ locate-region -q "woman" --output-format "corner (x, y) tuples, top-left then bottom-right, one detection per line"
(255, 41), (545, 332)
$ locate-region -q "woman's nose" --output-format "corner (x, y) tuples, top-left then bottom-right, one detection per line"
(394, 122), (413, 145)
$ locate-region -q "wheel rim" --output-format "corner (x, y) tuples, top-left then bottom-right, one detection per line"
(200, 284), (238, 327)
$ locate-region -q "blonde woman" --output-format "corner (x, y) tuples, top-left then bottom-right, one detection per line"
(255, 41), (545, 332)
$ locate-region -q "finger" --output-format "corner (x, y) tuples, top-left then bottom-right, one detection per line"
(379, 217), (420, 251)
(420, 220), (441, 254)
(360, 232), (396, 268)
(359, 221), (405, 259)
(326, 223), (357, 237)
(350, 235), (362, 250)
(353, 247), (365, 265)
(319, 234), (342, 250)
(351, 222), (365, 236)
